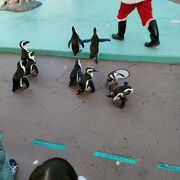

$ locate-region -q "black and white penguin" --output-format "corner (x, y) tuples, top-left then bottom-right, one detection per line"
(77, 67), (98, 95)
(19, 40), (30, 66)
(68, 26), (84, 56)
(69, 59), (83, 86)
(26, 52), (39, 76)
(106, 69), (130, 89)
(107, 82), (133, 108)
(83, 27), (111, 64)
(12, 60), (29, 92)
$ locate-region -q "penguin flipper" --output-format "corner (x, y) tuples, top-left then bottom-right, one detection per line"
(31, 64), (39, 76)
(77, 71), (84, 82)
(99, 38), (111, 42)
(22, 77), (29, 89)
(79, 39), (84, 48)
(89, 80), (95, 93)
(68, 39), (72, 48)
(82, 39), (91, 43)
(70, 73), (76, 85)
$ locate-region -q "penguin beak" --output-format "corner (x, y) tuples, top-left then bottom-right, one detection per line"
(24, 41), (30, 45)
(93, 69), (98, 72)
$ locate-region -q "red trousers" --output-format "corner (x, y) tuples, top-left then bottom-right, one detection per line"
(117, 0), (153, 26)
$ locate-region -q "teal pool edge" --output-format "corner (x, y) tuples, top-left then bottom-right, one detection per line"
(0, 47), (180, 64)
(157, 162), (180, 173)
(93, 151), (137, 165)
(32, 140), (67, 151)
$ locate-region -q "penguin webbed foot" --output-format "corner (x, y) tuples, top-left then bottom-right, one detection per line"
(76, 90), (82, 95)
(91, 89), (95, 93)
(119, 102), (125, 109)
(69, 81), (74, 87)
(12, 87), (17, 92)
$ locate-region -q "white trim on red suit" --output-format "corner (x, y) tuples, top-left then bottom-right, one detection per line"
(121, 0), (145, 4)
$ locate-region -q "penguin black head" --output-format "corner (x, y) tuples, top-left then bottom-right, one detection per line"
(93, 27), (97, 34)
(19, 40), (30, 49)
(85, 67), (98, 74)
(75, 59), (81, 68)
(72, 26), (76, 33)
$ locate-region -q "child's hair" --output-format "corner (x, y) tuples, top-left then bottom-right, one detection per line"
(29, 157), (78, 180)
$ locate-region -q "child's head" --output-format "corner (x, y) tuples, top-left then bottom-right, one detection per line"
(29, 158), (78, 180)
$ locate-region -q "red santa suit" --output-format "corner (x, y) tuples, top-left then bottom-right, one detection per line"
(117, 0), (154, 27)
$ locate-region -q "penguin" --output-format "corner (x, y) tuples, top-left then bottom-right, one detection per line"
(107, 82), (133, 108)
(26, 52), (39, 76)
(77, 67), (98, 95)
(106, 69), (130, 89)
(69, 59), (83, 86)
(12, 60), (29, 92)
(19, 40), (30, 66)
(68, 26), (84, 56)
(83, 27), (111, 64)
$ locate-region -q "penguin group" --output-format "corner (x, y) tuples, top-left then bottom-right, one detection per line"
(12, 40), (39, 92)
(68, 27), (100, 95)
(69, 58), (133, 108)
(68, 27), (133, 108)
(68, 26), (111, 64)
(69, 59), (98, 95)
(12, 29), (133, 109)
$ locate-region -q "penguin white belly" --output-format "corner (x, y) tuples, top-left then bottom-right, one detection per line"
(85, 80), (91, 91)
(20, 78), (23, 88)
(76, 72), (81, 83)
(20, 77), (27, 88)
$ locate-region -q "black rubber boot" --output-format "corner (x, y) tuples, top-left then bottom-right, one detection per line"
(145, 20), (160, 47)
(112, 20), (127, 40)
